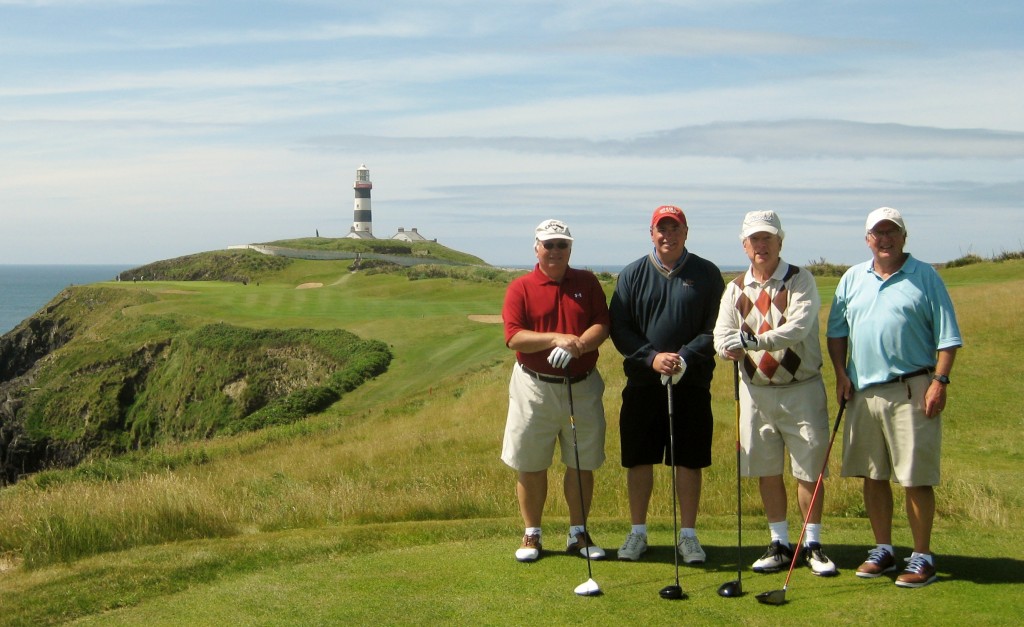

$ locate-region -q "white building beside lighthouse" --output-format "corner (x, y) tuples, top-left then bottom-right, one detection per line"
(345, 164), (374, 239)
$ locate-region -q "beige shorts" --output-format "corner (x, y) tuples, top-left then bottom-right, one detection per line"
(841, 374), (941, 486)
(501, 363), (606, 472)
(740, 377), (830, 481)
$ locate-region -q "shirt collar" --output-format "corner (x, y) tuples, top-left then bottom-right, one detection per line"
(652, 247), (688, 273)
(744, 260), (789, 286)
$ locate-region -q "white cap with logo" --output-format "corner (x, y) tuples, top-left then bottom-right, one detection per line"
(740, 210), (784, 241)
(535, 219), (574, 242)
(865, 207), (907, 235)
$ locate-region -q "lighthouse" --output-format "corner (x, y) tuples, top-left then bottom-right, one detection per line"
(346, 164), (374, 238)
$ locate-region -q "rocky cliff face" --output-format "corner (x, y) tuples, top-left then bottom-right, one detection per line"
(0, 290), (81, 483)
(0, 284), (391, 486)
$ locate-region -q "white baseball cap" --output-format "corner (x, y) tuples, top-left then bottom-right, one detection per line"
(865, 207), (907, 235)
(535, 219), (574, 242)
(740, 210), (784, 241)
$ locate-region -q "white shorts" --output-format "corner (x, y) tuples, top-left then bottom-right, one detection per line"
(501, 363), (606, 472)
(739, 377), (830, 481)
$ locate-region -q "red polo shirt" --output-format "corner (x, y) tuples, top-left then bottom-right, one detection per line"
(502, 265), (610, 378)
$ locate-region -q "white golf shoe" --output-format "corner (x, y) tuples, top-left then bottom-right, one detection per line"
(677, 533), (706, 564)
(752, 540), (794, 573)
(566, 532), (606, 560)
(515, 533), (541, 562)
(617, 532), (648, 561)
(803, 542), (838, 576)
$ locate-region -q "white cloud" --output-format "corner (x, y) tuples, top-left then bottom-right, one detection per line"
(1, 1), (1022, 267)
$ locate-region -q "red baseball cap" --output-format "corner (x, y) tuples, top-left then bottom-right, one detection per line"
(651, 205), (687, 228)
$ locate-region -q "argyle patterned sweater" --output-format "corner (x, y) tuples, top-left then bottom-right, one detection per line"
(712, 262), (824, 386)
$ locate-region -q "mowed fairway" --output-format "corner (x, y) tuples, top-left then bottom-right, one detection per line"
(1, 259), (1023, 625)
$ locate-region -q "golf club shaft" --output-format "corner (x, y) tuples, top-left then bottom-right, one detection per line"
(666, 382), (680, 585)
(565, 371), (593, 581)
(733, 361), (742, 587)
(780, 399), (847, 590)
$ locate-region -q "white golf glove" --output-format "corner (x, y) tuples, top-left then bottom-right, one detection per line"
(660, 357), (687, 385)
(724, 330), (763, 352)
(547, 346), (572, 370)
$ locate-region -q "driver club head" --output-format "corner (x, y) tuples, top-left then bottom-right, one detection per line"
(574, 578), (602, 597)
(717, 579), (743, 598)
(755, 589), (787, 605)
(659, 584), (687, 600)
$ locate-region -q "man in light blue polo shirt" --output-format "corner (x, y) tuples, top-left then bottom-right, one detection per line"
(827, 207), (961, 589)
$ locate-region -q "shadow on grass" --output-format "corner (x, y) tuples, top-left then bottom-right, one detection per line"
(683, 543), (1024, 586)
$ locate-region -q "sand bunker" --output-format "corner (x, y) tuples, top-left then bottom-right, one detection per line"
(468, 314), (503, 324)
(296, 282), (324, 289)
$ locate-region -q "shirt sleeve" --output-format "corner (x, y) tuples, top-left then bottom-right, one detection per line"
(927, 268), (963, 350)
(502, 278), (529, 346)
(609, 267), (657, 367)
(826, 273), (851, 339)
(679, 264), (724, 366)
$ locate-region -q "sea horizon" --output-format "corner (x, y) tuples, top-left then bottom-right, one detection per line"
(0, 264), (132, 335)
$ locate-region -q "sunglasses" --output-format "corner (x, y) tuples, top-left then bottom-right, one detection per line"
(542, 241), (570, 250)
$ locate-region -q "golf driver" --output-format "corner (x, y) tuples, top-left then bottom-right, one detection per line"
(756, 398), (847, 606)
(565, 369), (601, 597)
(658, 380), (688, 601)
(717, 361), (744, 598)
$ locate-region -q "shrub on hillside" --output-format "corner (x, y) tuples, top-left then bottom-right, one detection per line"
(994, 248), (1024, 261)
(945, 253), (985, 268)
(803, 257), (850, 277)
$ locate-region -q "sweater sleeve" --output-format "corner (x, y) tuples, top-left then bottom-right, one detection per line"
(758, 268), (820, 352)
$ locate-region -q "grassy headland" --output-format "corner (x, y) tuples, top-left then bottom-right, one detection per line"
(0, 252), (1022, 624)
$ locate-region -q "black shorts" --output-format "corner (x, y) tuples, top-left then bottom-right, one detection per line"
(619, 384), (713, 469)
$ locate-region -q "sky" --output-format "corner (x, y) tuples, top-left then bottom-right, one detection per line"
(2, 0), (1023, 270)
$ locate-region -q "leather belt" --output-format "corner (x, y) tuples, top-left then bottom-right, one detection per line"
(879, 368), (933, 386)
(519, 363), (592, 385)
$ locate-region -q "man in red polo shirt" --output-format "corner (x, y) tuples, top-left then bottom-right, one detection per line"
(501, 219), (611, 563)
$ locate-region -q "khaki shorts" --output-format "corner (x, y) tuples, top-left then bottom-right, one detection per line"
(740, 377), (830, 481)
(841, 374), (941, 486)
(501, 363), (606, 472)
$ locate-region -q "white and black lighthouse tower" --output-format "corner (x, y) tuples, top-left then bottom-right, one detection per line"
(346, 164), (374, 238)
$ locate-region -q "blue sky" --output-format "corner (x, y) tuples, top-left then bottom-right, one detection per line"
(2, 0), (1022, 269)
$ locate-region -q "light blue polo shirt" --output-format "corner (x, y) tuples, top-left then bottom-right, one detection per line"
(827, 254), (962, 391)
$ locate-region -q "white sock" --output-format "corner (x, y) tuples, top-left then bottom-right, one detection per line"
(804, 523), (821, 546)
(569, 525), (586, 538)
(910, 551), (934, 565)
(525, 527), (542, 538)
(878, 543), (894, 555)
(769, 520), (790, 547)
(679, 527), (697, 539)
(631, 524), (648, 537)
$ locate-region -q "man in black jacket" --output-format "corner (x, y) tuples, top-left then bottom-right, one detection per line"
(610, 205), (725, 563)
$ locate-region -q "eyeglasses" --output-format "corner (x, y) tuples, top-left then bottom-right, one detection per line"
(542, 241), (570, 250)
(868, 228), (903, 240)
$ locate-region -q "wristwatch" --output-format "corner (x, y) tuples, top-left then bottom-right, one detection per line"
(933, 374), (951, 385)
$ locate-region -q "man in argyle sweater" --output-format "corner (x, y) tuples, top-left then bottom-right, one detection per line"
(713, 210), (838, 576)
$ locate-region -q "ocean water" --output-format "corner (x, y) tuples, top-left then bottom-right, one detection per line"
(0, 265), (131, 335)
